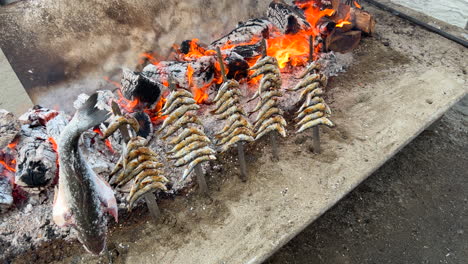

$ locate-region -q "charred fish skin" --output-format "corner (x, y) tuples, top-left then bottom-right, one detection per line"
(53, 93), (117, 255)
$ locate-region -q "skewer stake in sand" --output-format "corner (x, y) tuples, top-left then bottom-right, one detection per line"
(216, 47), (249, 180)
(195, 163), (208, 194)
(309, 35), (321, 154)
(111, 101), (161, 222)
(260, 38), (280, 161)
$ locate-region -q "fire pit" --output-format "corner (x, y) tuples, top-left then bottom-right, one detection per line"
(0, 0), (466, 263)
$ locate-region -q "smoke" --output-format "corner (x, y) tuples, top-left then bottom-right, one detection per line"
(0, 0), (289, 111)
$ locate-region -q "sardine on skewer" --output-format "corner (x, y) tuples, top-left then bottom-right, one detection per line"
(168, 134), (211, 154)
(216, 127), (255, 145)
(163, 89), (194, 111)
(169, 127), (206, 145)
(174, 146), (216, 167)
(298, 88), (325, 103)
(294, 82), (319, 96)
(213, 80), (240, 102)
(219, 134), (255, 153)
(127, 182), (168, 210)
(181, 155), (217, 180)
(296, 112), (325, 127)
(212, 96), (240, 115)
(160, 97), (196, 116)
(255, 115), (287, 135)
(249, 90), (282, 114)
(296, 117), (335, 133)
(297, 96), (326, 113)
(133, 175), (168, 189)
(158, 104), (200, 132)
(290, 73), (322, 92)
(161, 115), (202, 140)
(251, 64), (281, 78)
(103, 115), (140, 139)
(215, 118), (252, 139)
(115, 161), (164, 186)
(169, 141), (209, 160)
(298, 61), (322, 79)
(124, 147), (158, 166)
(216, 105), (247, 120)
(259, 73), (282, 87)
(249, 56), (278, 70)
(253, 108), (283, 129)
(255, 123), (287, 140)
(254, 99), (281, 123)
(296, 103), (328, 120)
(214, 89), (242, 109)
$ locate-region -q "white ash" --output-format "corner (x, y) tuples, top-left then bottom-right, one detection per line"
(0, 175), (13, 211)
(0, 110), (21, 150)
(0, 190), (71, 260)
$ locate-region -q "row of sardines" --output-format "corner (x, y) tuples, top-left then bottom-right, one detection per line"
(104, 56), (334, 210)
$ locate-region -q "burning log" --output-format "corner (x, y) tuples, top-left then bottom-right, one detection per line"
(267, 1), (310, 34)
(350, 8), (375, 35)
(326, 29), (362, 53)
(0, 110), (20, 150)
(209, 18), (273, 49)
(14, 107), (68, 188)
(121, 69), (163, 105)
(142, 57), (216, 92)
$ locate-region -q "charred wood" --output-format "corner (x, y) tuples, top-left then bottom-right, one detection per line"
(351, 8), (375, 35)
(326, 29), (362, 53)
(121, 69), (163, 105)
(14, 107), (68, 189)
(0, 110), (20, 150)
(268, 1), (310, 34)
(209, 18), (273, 49)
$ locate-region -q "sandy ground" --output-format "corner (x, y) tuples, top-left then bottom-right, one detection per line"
(266, 95), (468, 264)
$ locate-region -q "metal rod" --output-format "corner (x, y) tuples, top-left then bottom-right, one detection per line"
(309, 35), (314, 62)
(237, 142), (248, 182)
(270, 132), (279, 161)
(143, 193), (161, 222)
(215, 47), (228, 82)
(261, 38), (268, 58)
(363, 0), (468, 48)
(195, 164), (208, 194)
(312, 126), (321, 154)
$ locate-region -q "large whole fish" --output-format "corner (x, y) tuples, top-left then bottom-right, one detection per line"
(52, 93), (118, 255)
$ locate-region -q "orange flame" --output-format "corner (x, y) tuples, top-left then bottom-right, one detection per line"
(92, 128), (114, 153)
(187, 64), (209, 104)
(354, 1), (362, 9)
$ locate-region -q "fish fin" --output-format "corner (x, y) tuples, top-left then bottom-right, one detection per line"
(77, 93), (110, 130)
(52, 185), (74, 227)
(94, 174), (118, 223)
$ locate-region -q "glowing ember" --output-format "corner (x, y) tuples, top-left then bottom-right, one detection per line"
(93, 128), (115, 153)
(354, 1), (362, 9)
(187, 64), (210, 104)
(0, 160), (16, 173)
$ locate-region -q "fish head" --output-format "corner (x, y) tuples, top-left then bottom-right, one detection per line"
(78, 232), (107, 255)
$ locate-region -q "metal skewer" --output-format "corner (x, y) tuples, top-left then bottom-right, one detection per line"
(216, 47), (249, 180)
(260, 38), (280, 161)
(111, 101), (161, 222)
(309, 35), (321, 154)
